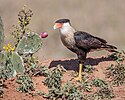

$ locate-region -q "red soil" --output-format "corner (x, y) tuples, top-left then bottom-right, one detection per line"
(1, 56), (125, 100)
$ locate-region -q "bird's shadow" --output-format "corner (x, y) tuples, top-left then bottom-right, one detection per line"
(49, 56), (114, 71)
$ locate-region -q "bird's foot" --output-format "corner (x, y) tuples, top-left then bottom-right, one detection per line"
(74, 76), (82, 82)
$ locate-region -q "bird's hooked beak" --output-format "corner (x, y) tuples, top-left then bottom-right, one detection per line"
(53, 23), (63, 30)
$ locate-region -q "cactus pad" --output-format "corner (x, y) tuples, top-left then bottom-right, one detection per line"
(16, 32), (42, 55)
(0, 16), (4, 51)
(11, 52), (25, 73)
(0, 51), (25, 77)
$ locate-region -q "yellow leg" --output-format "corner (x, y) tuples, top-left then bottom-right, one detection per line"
(75, 63), (83, 82)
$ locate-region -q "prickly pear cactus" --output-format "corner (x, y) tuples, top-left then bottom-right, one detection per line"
(16, 32), (42, 55)
(0, 52), (5, 66)
(11, 52), (25, 73)
(0, 16), (4, 51)
(0, 51), (25, 78)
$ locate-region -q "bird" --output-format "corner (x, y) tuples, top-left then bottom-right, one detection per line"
(53, 19), (117, 81)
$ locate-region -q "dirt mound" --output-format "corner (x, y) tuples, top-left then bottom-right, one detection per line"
(1, 56), (125, 100)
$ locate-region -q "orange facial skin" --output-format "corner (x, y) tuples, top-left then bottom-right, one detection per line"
(54, 23), (63, 29)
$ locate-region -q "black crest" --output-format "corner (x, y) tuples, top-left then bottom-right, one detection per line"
(55, 19), (70, 23)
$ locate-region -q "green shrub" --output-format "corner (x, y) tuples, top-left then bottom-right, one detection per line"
(16, 74), (34, 93)
(91, 78), (107, 88)
(106, 62), (125, 86)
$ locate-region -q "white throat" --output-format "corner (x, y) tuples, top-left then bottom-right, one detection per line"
(60, 23), (76, 35)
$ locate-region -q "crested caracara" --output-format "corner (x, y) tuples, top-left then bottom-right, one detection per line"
(53, 19), (117, 81)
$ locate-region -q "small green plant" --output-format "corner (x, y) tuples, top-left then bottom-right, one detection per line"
(77, 75), (92, 92)
(91, 78), (107, 88)
(43, 82), (84, 100)
(16, 74), (34, 93)
(32, 65), (50, 77)
(61, 82), (84, 100)
(106, 62), (125, 86)
(43, 65), (64, 99)
(44, 65), (65, 89)
(43, 65), (85, 99)
(43, 87), (62, 99)
(25, 63), (37, 76)
(24, 55), (39, 66)
(80, 81), (92, 92)
(85, 65), (94, 73)
(109, 50), (125, 62)
(36, 90), (44, 96)
(23, 55), (40, 76)
(86, 87), (115, 100)
(95, 87), (115, 100)
(25, 64), (50, 77)
(0, 64), (15, 79)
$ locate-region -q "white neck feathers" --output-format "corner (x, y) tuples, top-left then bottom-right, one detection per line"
(60, 23), (76, 35)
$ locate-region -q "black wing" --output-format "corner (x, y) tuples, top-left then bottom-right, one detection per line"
(74, 31), (107, 52)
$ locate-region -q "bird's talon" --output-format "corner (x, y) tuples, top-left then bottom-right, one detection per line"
(74, 76), (82, 82)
